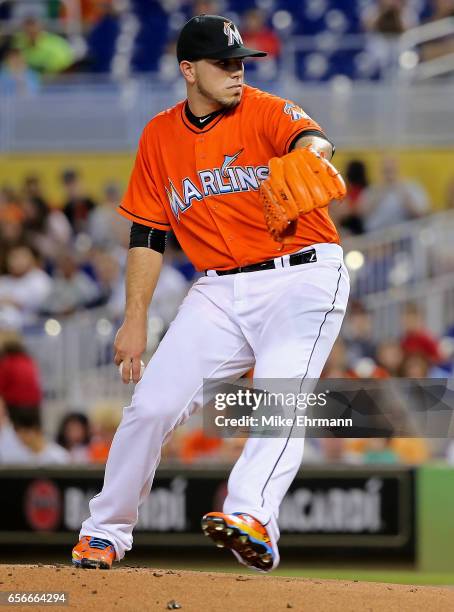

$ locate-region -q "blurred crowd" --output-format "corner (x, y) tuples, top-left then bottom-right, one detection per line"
(0, 155), (446, 329)
(0, 310), (453, 467)
(331, 156), (431, 236)
(1, 0), (454, 468)
(1, 155), (454, 467)
(0, 170), (191, 331)
(0, 0), (453, 93)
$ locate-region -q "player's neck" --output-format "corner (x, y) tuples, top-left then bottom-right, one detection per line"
(184, 101), (223, 128)
(186, 93), (223, 118)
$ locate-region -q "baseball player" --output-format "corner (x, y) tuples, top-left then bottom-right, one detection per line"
(72, 15), (349, 572)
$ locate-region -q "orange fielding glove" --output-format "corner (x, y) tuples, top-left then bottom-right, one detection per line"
(259, 146), (347, 243)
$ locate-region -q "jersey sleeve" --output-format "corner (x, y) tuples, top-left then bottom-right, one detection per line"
(262, 95), (328, 158)
(117, 127), (171, 230)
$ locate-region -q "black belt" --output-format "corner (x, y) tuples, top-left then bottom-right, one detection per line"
(206, 248), (317, 276)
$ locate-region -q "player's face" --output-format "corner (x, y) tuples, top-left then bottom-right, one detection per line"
(194, 58), (244, 109)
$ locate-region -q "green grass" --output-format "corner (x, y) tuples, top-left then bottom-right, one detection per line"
(270, 568), (454, 585)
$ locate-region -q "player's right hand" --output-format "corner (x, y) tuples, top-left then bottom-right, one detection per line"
(114, 319), (147, 385)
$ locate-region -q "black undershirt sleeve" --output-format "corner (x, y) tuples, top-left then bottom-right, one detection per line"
(129, 222), (167, 254)
(289, 129), (335, 157)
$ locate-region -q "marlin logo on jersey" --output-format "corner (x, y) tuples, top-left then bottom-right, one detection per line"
(221, 149), (243, 177)
(165, 150), (269, 220)
(284, 101), (309, 122)
(224, 21), (243, 46)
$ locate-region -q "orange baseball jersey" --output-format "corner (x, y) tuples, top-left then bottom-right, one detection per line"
(118, 85), (339, 271)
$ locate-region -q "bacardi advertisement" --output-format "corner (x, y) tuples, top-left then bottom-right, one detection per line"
(0, 467), (415, 559)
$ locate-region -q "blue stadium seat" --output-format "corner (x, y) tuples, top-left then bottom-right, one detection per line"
(130, 1), (169, 72)
(79, 0), (433, 80)
(87, 13), (120, 73)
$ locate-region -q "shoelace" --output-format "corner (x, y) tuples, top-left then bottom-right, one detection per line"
(89, 537), (112, 550)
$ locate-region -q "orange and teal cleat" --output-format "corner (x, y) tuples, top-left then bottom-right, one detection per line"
(201, 511), (276, 572)
(72, 536), (116, 570)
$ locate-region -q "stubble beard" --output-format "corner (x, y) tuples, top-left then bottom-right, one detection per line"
(196, 79), (241, 110)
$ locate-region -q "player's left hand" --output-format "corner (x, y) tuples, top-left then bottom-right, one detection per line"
(259, 146), (346, 243)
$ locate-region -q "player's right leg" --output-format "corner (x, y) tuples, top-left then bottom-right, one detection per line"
(72, 274), (254, 568)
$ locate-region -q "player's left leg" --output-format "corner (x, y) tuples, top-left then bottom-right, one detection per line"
(208, 244), (350, 571)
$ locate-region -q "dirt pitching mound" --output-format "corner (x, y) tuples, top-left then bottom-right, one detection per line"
(1, 565), (453, 611)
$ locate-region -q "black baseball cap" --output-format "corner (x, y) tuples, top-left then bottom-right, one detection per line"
(177, 15), (267, 63)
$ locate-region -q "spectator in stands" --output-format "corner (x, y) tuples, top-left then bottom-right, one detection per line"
(360, 156), (429, 232)
(0, 186), (24, 230)
(362, 438), (399, 463)
(0, 329), (42, 412)
(21, 191), (72, 262)
(56, 412), (92, 463)
(61, 169), (97, 234)
(0, 245), (52, 329)
(349, 436), (430, 464)
(398, 352), (432, 377)
(361, 1), (419, 76)
(150, 263), (189, 329)
(0, 187), (25, 270)
(60, 0), (115, 30)
(92, 245), (188, 327)
(319, 438), (361, 464)
(376, 339), (403, 376)
(0, 47), (39, 95)
(14, 16), (75, 74)
(91, 248), (123, 309)
(179, 428), (223, 464)
(332, 160), (368, 235)
(323, 333), (388, 378)
(88, 402), (122, 463)
(399, 303), (441, 365)
(242, 9), (281, 59)
(191, 0), (220, 17)
(242, 9), (280, 79)
(165, 233), (196, 282)
(0, 331), (68, 464)
(343, 300), (377, 364)
(391, 437), (430, 463)
(363, 0), (418, 34)
(40, 251), (101, 316)
(88, 181), (129, 249)
(22, 175), (49, 215)
(0, 402), (69, 464)
(322, 338), (350, 377)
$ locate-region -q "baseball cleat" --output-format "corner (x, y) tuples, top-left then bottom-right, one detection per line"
(72, 536), (116, 569)
(201, 512), (275, 572)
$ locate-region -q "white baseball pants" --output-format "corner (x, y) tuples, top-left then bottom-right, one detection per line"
(81, 243), (350, 566)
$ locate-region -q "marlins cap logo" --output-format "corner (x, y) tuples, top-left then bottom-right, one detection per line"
(223, 21), (243, 46)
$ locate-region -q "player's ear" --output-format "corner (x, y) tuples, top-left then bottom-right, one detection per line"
(179, 60), (196, 84)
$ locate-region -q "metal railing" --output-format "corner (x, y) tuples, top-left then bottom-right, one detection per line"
(344, 210), (454, 297)
(398, 17), (454, 81)
(362, 272), (454, 339)
(22, 306), (167, 426)
(1, 79), (454, 152)
(343, 210), (454, 339)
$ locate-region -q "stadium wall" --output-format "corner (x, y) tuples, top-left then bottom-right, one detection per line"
(1, 149), (454, 209)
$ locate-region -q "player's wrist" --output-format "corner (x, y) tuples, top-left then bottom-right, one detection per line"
(124, 306), (148, 324)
